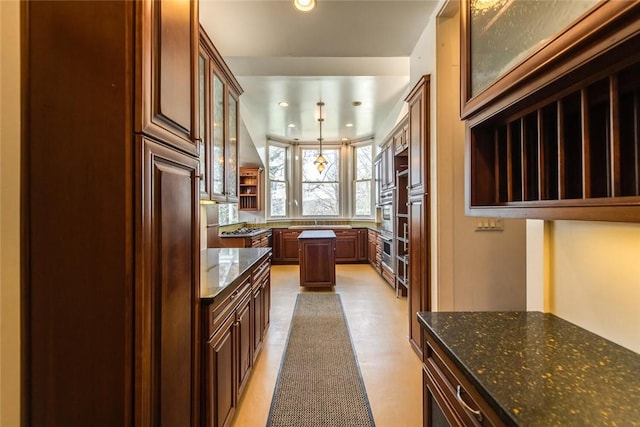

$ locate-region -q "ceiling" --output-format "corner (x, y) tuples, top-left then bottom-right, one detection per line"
(200, 0), (440, 143)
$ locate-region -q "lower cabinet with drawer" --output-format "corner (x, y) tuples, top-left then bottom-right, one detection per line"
(202, 252), (271, 427)
(423, 333), (504, 427)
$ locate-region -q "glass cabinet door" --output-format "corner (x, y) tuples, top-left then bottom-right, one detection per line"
(198, 53), (208, 198)
(211, 72), (225, 200)
(226, 95), (238, 201)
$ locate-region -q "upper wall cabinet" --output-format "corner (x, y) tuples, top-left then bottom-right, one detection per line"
(199, 27), (244, 203)
(136, 0), (199, 156)
(463, 1), (640, 221)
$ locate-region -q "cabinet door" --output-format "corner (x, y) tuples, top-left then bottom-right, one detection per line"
(271, 229), (283, 261)
(335, 230), (358, 262)
(236, 294), (252, 397)
(408, 196), (427, 358)
(198, 51), (211, 199)
(407, 77), (430, 196)
(137, 137), (200, 426)
(253, 287), (264, 358)
(226, 94), (239, 202)
(282, 230), (301, 262)
(137, 0), (198, 155)
(262, 277), (271, 332)
(357, 229), (368, 261)
(210, 72), (226, 202)
(368, 232), (377, 265)
(375, 157), (383, 205)
(205, 314), (236, 427)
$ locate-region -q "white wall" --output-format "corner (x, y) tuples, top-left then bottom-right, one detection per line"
(528, 221), (640, 353)
(0, 1), (22, 425)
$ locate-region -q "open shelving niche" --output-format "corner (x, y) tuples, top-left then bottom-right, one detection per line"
(239, 166), (262, 211)
(395, 160), (409, 297)
(468, 54), (640, 221)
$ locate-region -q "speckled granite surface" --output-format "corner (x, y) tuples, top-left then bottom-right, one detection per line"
(200, 248), (271, 300)
(418, 311), (640, 426)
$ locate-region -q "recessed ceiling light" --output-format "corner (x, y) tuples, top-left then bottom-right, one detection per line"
(293, 0), (315, 12)
(352, 101), (362, 107)
(278, 101), (289, 107)
(342, 138), (349, 141)
(287, 123), (296, 128)
(345, 123), (354, 128)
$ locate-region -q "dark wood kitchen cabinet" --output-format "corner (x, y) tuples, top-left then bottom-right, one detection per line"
(334, 229), (359, 262)
(24, 1), (201, 425)
(203, 251), (271, 427)
(137, 137), (201, 426)
(137, 0), (199, 156)
(252, 256), (271, 358)
(406, 75), (432, 358)
(281, 229), (302, 262)
(464, 1), (640, 222)
(298, 230), (337, 288)
(199, 28), (243, 203)
(423, 332), (504, 427)
(206, 312), (236, 427)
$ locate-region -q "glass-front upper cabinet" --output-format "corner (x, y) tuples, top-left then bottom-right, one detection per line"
(198, 53), (209, 198)
(199, 27), (243, 203)
(226, 95), (238, 201)
(211, 72), (225, 200)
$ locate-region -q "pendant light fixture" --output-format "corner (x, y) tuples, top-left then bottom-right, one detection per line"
(314, 101), (328, 174)
(293, 0), (316, 12)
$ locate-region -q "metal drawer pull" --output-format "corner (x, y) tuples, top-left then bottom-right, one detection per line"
(456, 385), (483, 422)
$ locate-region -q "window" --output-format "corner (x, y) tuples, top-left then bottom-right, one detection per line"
(218, 203), (238, 225)
(301, 148), (340, 216)
(268, 143), (288, 217)
(266, 139), (375, 219)
(353, 143), (373, 216)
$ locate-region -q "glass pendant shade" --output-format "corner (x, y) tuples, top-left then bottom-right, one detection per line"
(314, 153), (327, 173)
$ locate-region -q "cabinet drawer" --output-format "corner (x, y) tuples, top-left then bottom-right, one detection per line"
(252, 258), (270, 289)
(207, 276), (251, 338)
(423, 335), (504, 426)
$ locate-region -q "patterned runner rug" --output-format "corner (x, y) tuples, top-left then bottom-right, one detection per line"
(267, 293), (375, 427)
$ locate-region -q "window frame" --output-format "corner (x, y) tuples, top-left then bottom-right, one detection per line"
(351, 140), (374, 218)
(266, 141), (290, 219)
(265, 138), (376, 220)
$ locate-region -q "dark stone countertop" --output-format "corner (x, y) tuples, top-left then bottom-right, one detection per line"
(418, 311), (640, 426)
(218, 228), (270, 238)
(200, 247), (271, 301)
(298, 230), (336, 239)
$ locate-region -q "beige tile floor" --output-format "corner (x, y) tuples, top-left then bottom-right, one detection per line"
(231, 264), (423, 427)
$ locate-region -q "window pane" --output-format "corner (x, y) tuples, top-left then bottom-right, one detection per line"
(269, 145), (286, 181)
(270, 181), (287, 217)
(219, 203), (238, 225)
(302, 183), (339, 216)
(356, 145), (372, 180)
(355, 181), (371, 216)
(302, 148), (339, 181)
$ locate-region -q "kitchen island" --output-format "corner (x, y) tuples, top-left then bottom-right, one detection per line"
(297, 229), (336, 288)
(418, 311), (640, 426)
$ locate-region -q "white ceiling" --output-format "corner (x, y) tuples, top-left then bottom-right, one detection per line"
(200, 0), (439, 143)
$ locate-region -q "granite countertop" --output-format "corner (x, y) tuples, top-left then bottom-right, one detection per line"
(298, 230), (337, 239)
(200, 247), (271, 300)
(418, 311), (640, 426)
(218, 228), (270, 238)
